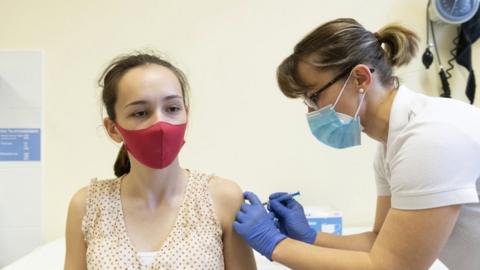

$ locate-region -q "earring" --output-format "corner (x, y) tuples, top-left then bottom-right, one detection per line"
(359, 88), (365, 94)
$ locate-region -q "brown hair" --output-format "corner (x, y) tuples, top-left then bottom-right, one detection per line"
(99, 52), (190, 177)
(277, 18), (419, 98)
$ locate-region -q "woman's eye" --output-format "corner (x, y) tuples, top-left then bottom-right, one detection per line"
(166, 106), (181, 114)
(132, 111), (148, 118)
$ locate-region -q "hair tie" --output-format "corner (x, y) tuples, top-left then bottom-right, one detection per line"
(373, 32), (383, 45)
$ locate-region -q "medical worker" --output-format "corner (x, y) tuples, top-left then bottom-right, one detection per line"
(234, 18), (480, 270)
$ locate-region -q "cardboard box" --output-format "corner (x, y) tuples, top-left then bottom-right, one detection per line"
(304, 207), (342, 235)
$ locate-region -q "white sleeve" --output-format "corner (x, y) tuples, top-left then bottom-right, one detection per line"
(389, 122), (480, 210)
(374, 143), (391, 196)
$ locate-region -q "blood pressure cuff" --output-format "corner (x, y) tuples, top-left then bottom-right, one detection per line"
(456, 8), (480, 104)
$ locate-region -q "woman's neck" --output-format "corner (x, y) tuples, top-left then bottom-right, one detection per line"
(363, 85), (398, 144)
(121, 159), (188, 209)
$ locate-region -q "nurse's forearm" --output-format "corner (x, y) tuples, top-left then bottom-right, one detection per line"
(313, 231), (377, 252)
(272, 238), (374, 270)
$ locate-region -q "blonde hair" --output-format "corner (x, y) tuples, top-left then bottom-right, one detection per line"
(277, 18), (419, 98)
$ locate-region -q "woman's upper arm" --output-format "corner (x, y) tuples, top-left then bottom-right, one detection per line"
(209, 177), (256, 270)
(372, 196), (391, 234)
(370, 205), (460, 270)
(64, 187), (88, 270)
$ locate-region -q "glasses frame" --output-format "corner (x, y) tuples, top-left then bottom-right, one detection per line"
(304, 65), (374, 109)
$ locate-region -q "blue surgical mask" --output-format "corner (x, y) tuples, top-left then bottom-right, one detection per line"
(306, 72), (365, 149)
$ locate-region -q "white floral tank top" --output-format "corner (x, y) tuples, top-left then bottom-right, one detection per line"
(81, 170), (224, 269)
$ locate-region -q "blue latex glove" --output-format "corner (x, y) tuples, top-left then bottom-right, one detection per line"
(269, 192), (317, 244)
(233, 191), (287, 260)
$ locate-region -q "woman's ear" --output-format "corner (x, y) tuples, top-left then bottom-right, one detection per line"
(104, 117), (123, 143)
(352, 64), (373, 91)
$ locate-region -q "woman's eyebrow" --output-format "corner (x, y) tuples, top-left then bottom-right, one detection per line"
(124, 95), (183, 109)
(124, 100), (148, 109)
(162, 95), (183, 101)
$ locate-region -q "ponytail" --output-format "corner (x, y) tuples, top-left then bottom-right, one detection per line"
(114, 144), (130, 177)
(375, 24), (419, 67)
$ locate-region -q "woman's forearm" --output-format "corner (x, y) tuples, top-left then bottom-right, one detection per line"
(272, 238), (375, 270)
(313, 231), (378, 252)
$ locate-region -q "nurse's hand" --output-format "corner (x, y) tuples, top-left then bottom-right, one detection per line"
(269, 192), (317, 244)
(233, 191), (287, 261)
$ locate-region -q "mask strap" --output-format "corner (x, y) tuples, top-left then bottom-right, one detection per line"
(332, 71), (354, 109)
(353, 92), (366, 118)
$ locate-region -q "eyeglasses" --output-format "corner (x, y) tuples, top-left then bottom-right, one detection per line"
(304, 66), (374, 109)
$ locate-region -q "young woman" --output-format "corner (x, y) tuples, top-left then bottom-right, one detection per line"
(234, 18), (480, 270)
(65, 53), (256, 269)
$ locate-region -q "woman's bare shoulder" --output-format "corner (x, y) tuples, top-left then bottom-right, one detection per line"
(208, 176), (244, 226)
(68, 186), (89, 218)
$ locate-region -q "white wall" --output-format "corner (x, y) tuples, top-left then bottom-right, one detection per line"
(0, 0), (478, 244)
(0, 51), (43, 266)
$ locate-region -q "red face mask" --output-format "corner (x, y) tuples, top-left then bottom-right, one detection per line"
(115, 121), (187, 169)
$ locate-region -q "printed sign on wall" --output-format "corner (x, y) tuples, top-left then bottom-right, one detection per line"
(0, 128), (41, 161)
